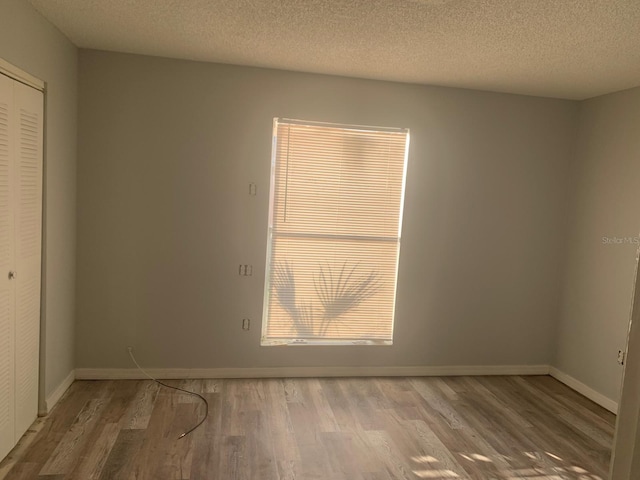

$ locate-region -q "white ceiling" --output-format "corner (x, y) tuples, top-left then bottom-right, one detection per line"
(29, 0), (640, 100)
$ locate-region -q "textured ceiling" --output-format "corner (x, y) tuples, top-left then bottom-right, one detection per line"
(29, 0), (640, 99)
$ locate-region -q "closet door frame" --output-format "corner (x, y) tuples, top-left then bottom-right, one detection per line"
(0, 59), (44, 92)
(0, 58), (46, 421)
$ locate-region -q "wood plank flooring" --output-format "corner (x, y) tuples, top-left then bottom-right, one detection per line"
(0, 376), (616, 479)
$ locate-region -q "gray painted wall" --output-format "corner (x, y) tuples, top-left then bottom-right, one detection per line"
(77, 50), (577, 370)
(555, 87), (640, 403)
(0, 0), (77, 401)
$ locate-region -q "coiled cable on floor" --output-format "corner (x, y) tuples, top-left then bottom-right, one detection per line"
(127, 347), (209, 439)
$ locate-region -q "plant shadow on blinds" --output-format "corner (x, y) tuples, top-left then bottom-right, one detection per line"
(262, 118), (410, 346)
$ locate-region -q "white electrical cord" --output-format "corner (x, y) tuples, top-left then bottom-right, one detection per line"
(127, 347), (209, 439)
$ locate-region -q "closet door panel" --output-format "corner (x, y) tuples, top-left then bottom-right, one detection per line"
(13, 80), (42, 441)
(0, 73), (15, 462)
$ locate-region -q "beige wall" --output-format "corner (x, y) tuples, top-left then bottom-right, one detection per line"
(554, 87), (640, 404)
(0, 0), (77, 403)
(76, 50), (577, 370)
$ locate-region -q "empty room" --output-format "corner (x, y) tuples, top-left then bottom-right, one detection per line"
(1, 0), (640, 478)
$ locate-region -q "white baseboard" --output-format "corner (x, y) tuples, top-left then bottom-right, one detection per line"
(549, 366), (618, 414)
(44, 369), (76, 414)
(57, 365), (618, 414)
(75, 364), (550, 380)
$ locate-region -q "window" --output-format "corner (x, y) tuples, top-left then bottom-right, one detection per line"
(262, 118), (410, 345)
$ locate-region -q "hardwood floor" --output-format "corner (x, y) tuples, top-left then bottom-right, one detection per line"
(0, 376), (615, 479)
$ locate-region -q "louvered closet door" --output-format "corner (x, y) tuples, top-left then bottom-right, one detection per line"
(13, 80), (43, 441)
(0, 73), (16, 462)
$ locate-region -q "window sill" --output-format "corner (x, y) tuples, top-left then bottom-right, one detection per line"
(261, 339), (392, 346)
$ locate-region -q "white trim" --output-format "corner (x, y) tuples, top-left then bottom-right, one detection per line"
(0, 58), (44, 91)
(549, 366), (618, 414)
(42, 370), (75, 415)
(75, 364), (551, 380)
(48, 366), (619, 415)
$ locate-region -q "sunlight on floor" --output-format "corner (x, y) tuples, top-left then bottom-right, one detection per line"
(413, 470), (460, 478)
(410, 450), (604, 479)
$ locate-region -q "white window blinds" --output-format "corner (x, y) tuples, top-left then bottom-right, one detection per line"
(262, 118), (409, 345)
